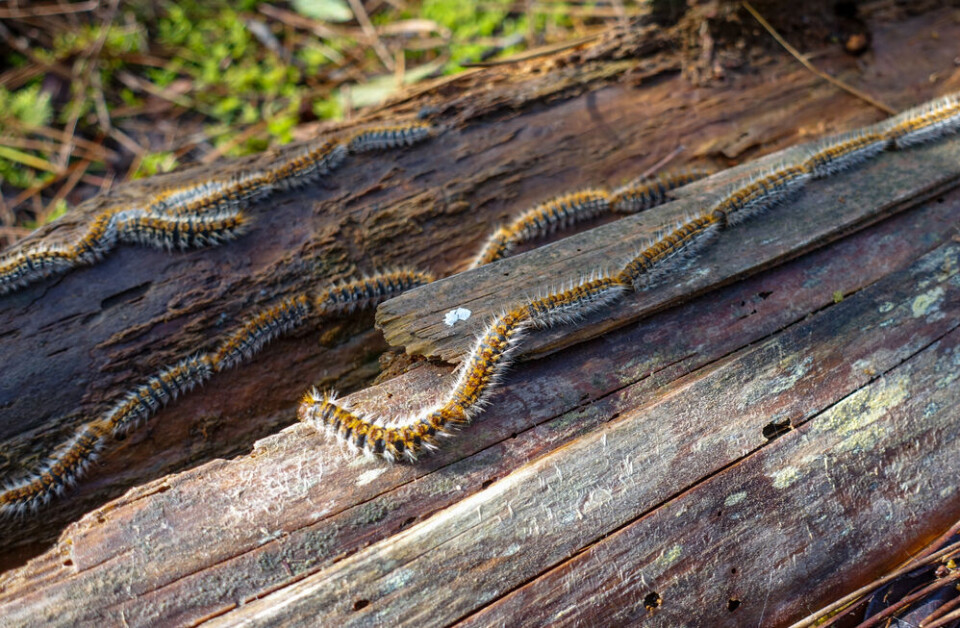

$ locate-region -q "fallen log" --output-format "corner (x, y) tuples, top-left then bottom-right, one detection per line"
(1, 4), (960, 626)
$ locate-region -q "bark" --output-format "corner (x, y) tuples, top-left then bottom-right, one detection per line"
(1, 5), (959, 626)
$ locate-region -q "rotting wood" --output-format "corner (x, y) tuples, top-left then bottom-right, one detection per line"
(378, 134), (960, 363)
(200, 238), (960, 627)
(1, 167), (959, 627)
(4, 7), (957, 566)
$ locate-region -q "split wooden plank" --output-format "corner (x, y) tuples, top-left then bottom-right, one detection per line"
(378, 133), (960, 364)
(2, 191), (957, 626)
(206, 237), (960, 627)
(4, 8), (958, 567)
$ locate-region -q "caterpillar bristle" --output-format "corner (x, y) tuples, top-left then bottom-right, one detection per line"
(610, 169), (711, 214)
(314, 268), (435, 316)
(211, 294), (313, 372)
(347, 122), (434, 153)
(883, 92), (960, 149)
(117, 210), (249, 250)
(801, 130), (887, 179)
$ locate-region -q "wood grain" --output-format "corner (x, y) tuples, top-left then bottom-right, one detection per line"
(2, 182), (958, 627)
(203, 239), (960, 628)
(1, 4), (960, 623)
(378, 135), (960, 363)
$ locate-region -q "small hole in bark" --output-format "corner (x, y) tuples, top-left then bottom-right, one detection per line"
(400, 517), (416, 529)
(157, 485), (170, 493)
(728, 598), (741, 612)
(937, 197), (945, 203)
(644, 592), (662, 610)
(481, 478), (495, 490)
(731, 567), (738, 575)
(63, 559), (73, 566)
(763, 419), (792, 440)
(758, 291), (773, 300)
(353, 600), (370, 611)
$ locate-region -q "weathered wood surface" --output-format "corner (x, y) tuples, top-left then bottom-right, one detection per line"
(1, 4), (960, 624)
(3, 9), (959, 568)
(2, 161), (959, 625)
(379, 136), (960, 363)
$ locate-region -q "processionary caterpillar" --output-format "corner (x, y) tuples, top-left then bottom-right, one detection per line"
(0, 122), (436, 296)
(3, 91), (959, 516)
(0, 270), (433, 517)
(300, 90), (960, 461)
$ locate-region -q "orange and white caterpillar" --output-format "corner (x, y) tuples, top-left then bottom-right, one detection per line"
(610, 169), (711, 214)
(347, 123), (435, 154)
(618, 212), (721, 290)
(116, 210), (249, 250)
(148, 171), (273, 216)
(299, 305), (533, 461)
(0, 354), (212, 517)
(0, 210), (120, 295)
(266, 139), (350, 192)
(527, 273), (629, 328)
(0, 422), (109, 516)
(315, 268), (437, 316)
(882, 92), (960, 149)
(211, 294), (314, 372)
(0, 123), (437, 297)
(708, 163), (809, 227)
(471, 189), (611, 267)
(470, 170), (712, 269)
(0, 269), (432, 516)
(801, 130), (888, 179)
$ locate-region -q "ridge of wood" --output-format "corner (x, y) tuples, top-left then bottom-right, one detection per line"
(377, 135), (960, 363)
(1, 2), (958, 588)
(2, 177), (958, 627)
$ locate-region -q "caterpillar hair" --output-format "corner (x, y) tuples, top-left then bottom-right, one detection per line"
(267, 139), (349, 191)
(211, 294), (313, 372)
(102, 354), (214, 436)
(617, 212), (720, 290)
(117, 210), (249, 250)
(0, 421), (109, 517)
(469, 189), (611, 268)
(149, 171), (272, 216)
(801, 130), (888, 179)
(0, 210), (120, 295)
(527, 273), (629, 328)
(709, 164), (809, 227)
(347, 123), (434, 153)
(314, 268), (436, 317)
(883, 92), (960, 149)
(610, 169), (711, 214)
(299, 306), (532, 461)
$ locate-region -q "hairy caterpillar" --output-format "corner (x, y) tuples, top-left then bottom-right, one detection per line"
(6, 90), (960, 514)
(300, 90), (960, 462)
(471, 171), (712, 268)
(149, 171), (273, 216)
(0, 122), (436, 296)
(347, 123), (435, 153)
(0, 269), (432, 517)
(883, 92), (960, 148)
(610, 169), (711, 214)
(116, 210), (249, 250)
